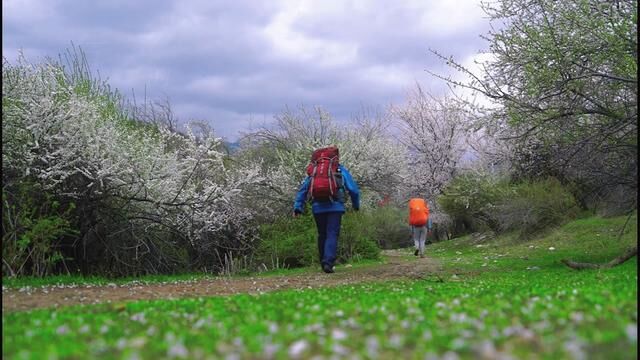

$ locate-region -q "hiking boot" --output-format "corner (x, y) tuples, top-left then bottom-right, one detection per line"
(414, 249), (419, 256)
(322, 264), (335, 273)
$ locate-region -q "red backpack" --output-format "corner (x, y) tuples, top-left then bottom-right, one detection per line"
(306, 146), (342, 201)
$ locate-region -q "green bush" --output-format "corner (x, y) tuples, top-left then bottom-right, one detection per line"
(2, 184), (79, 277)
(438, 173), (579, 238)
(366, 206), (411, 249)
(438, 173), (511, 233)
(494, 177), (579, 239)
(254, 213), (318, 269)
(254, 210), (382, 270)
(339, 211), (381, 262)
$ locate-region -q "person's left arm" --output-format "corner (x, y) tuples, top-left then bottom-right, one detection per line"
(340, 165), (360, 210)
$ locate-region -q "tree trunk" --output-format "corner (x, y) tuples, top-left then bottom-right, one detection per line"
(561, 246), (637, 270)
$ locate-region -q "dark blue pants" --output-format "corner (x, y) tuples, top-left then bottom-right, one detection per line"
(313, 212), (342, 267)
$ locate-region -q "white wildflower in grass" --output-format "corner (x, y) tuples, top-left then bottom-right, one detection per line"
(570, 312), (584, 323)
(365, 335), (379, 358)
(474, 340), (497, 359)
(518, 328), (535, 341)
(502, 326), (516, 337)
(460, 330), (474, 339)
(146, 326), (157, 336)
(116, 338), (127, 350)
(130, 337), (146, 348)
(335, 310), (344, 317)
(167, 342), (189, 359)
(388, 334), (403, 348)
(130, 312), (146, 323)
(193, 318), (206, 329)
(422, 330), (433, 341)
(451, 337), (466, 350)
(548, 247), (556, 251)
(268, 322), (278, 333)
(331, 343), (349, 356)
(55, 325), (70, 335)
(442, 350), (461, 360)
(626, 323), (638, 342)
(232, 337), (243, 347)
(563, 338), (586, 360)
(331, 328), (348, 341)
(124, 351), (141, 360)
(288, 340), (309, 359)
(263, 343), (280, 359)
(345, 317), (358, 329)
(450, 312), (468, 324)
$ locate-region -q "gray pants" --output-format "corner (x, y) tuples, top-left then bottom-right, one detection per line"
(412, 225), (427, 256)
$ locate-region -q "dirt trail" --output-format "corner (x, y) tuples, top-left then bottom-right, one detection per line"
(2, 250), (441, 312)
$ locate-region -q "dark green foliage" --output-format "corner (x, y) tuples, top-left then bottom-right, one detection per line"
(255, 210), (382, 269)
(437, 173), (510, 233)
(367, 206), (411, 249)
(339, 211), (381, 262)
(495, 178), (580, 239)
(439, 174), (579, 238)
(254, 213), (319, 269)
(2, 183), (79, 277)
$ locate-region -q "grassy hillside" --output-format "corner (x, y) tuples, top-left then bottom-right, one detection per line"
(427, 212), (637, 272)
(2, 214), (637, 359)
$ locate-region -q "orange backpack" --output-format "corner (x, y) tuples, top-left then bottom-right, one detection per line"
(408, 198), (429, 226)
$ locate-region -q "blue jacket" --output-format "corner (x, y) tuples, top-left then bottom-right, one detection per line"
(293, 164), (360, 214)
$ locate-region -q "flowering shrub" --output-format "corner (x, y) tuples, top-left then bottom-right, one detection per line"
(2, 54), (265, 276)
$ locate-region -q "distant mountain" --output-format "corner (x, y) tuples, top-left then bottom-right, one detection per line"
(222, 140), (241, 154)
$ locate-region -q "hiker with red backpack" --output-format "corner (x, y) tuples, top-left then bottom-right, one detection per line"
(409, 197), (432, 258)
(293, 146), (360, 274)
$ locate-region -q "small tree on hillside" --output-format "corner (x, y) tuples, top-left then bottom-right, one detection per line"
(429, 0), (637, 266)
(430, 0), (637, 207)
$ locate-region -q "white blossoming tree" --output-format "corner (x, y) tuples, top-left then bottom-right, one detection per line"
(391, 85), (473, 224)
(238, 105), (408, 213)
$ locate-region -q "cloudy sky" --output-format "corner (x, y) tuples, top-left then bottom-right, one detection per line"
(3, 0), (492, 140)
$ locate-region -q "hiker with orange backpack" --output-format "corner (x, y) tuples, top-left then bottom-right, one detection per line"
(409, 198), (432, 258)
(293, 146), (360, 273)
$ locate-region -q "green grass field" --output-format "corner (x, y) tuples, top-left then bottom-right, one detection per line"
(2, 214), (637, 359)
